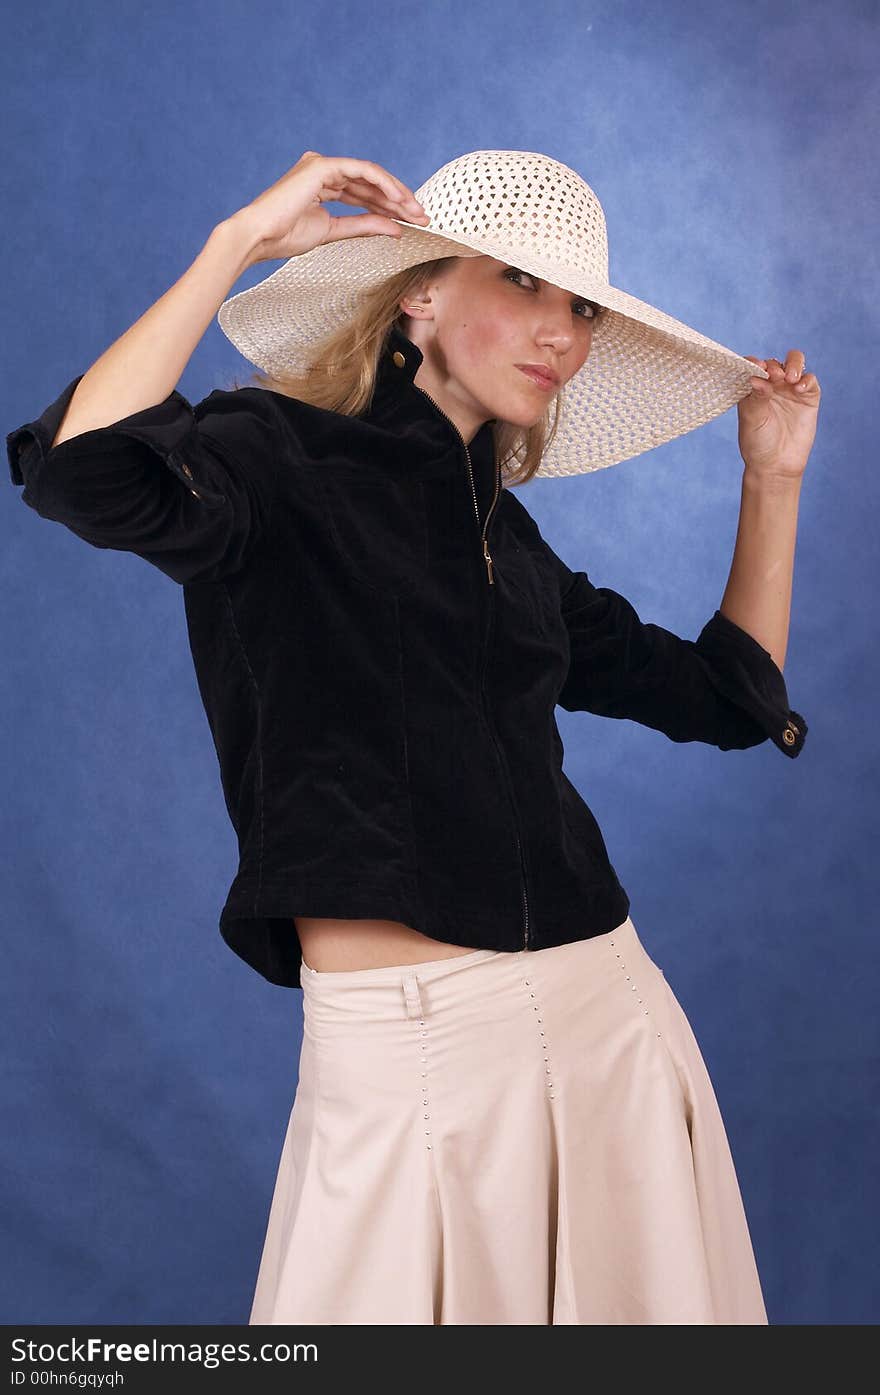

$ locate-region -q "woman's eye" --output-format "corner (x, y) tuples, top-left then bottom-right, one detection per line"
(504, 267), (535, 289)
(505, 268), (595, 319)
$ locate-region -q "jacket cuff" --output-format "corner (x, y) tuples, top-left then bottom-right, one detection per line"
(6, 376), (224, 505)
(696, 608), (807, 757)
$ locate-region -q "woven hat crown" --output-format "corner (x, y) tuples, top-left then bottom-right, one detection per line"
(411, 149), (609, 296)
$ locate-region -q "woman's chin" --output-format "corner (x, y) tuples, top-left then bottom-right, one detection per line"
(494, 402), (549, 430)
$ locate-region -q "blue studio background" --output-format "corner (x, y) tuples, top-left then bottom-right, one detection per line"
(2, 0), (877, 1326)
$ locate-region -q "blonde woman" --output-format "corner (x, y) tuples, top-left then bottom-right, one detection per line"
(7, 149), (818, 1325)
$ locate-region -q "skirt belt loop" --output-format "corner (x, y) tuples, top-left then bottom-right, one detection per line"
(402, 972), (424, 1020)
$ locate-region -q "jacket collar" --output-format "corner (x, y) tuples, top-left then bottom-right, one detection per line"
(369, 325), (499, 509)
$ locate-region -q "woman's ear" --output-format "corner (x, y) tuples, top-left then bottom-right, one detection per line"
(399, 288), (432, 321)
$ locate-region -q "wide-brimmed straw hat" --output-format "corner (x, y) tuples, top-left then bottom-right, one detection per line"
(217, 148), (768, 477)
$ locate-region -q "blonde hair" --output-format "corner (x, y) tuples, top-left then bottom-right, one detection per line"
(225, 256), (605, 487)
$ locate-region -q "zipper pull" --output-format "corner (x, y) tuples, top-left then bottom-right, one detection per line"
(483, 539), (494, 585)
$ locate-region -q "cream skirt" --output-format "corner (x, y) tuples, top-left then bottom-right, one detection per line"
(248, 914), (768, 1325)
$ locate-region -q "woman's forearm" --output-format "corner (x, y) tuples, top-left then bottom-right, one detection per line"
(719, 471), (803, 672)
(50, 214), (262, 448)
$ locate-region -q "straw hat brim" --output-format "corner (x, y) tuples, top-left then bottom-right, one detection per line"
(218, 215), (769, 477)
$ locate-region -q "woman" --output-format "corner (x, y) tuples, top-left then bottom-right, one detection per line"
(7, 148), (818, 1324)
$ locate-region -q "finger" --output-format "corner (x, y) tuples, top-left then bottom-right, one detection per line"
(335, 160), (425, 213)
(335, 196), (431, 229)
(360, 159), (420, 208)
(324, 212), (406, 242)
(332, 178), (429, 222)
(785, 349), (807, 383)
(332, 173), (405, 205)
(328, 158), (411, 207)
(338, 190), (428, 222)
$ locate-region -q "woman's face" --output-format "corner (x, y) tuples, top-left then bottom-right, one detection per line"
(399, 254), (597, 444)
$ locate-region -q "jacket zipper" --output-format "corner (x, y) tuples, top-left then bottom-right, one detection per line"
(410, 382), (531, 948)
(411, 383), (498, 583)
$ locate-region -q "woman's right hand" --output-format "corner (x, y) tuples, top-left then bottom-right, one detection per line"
(230, 151), (431, 265)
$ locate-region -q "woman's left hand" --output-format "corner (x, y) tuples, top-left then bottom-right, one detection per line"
(737, 350), (821, 483)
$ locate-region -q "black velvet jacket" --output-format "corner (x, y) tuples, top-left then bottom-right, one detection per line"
(7, 325), (807, 988)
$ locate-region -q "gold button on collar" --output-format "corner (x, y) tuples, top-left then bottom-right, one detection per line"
(392, 350), (406, 368)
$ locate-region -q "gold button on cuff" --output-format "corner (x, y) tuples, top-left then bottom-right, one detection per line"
(392, 351), (406, 368)
(180, 461), (194, 478)
(783, 727), (796, 745)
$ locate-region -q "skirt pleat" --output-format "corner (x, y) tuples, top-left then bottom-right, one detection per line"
(248, 915), (768, 1325)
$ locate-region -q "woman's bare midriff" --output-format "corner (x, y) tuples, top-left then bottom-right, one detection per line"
(295, 916), (481, 972)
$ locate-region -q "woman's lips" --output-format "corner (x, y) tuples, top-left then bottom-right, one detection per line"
(517, 365), (557, 390)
